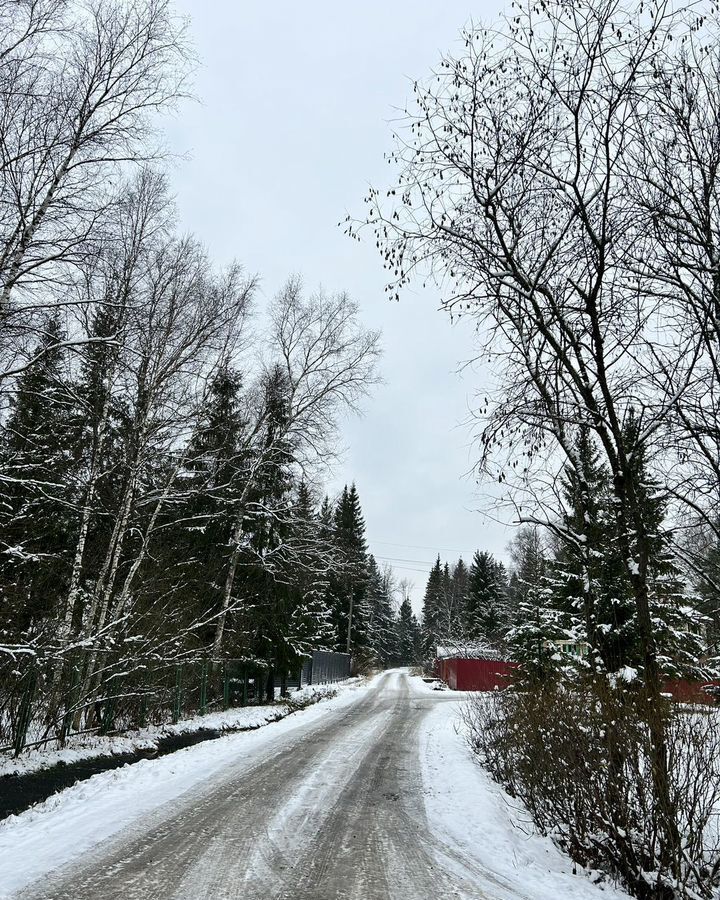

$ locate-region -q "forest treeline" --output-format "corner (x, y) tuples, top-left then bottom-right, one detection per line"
(0, 0), (409, 748)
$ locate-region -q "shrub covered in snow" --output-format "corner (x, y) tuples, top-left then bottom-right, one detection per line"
(464, 680), (720, 899)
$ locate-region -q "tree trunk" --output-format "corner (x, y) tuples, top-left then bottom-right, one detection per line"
(212, 512), (245, 656)
(58, 387), (114, 645)
(617, 473), (680, 875)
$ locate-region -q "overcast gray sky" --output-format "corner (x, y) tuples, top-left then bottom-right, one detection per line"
(165, 0), (510, 612)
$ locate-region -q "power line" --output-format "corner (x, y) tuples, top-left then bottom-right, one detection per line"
(373, 557), (435, 575)
(374, 554), (434, 566)
(369, 539), (475, 556)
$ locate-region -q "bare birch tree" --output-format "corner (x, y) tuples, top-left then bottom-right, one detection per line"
(0, 0), (190, 381)
(70, 227), (253, 721)
(628, 26), (720, 630)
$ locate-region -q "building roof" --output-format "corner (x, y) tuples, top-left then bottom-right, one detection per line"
(435, 643), (502, 660)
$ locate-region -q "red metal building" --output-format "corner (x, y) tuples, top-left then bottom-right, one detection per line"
(436, 654), (718, 700)
(435, 655), (519, 691)
(663, 678), (720, 704)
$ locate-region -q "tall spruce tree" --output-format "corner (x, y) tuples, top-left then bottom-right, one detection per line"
(240, 366), (297, 667)
(396, 595), (421, 665)
(364, 555), (398, 665)
(421, 556), (442, 656)
(160, 367), (248, 649)
(0, 317), (78, 638)
(510, 423), (707, 678)
(448, 558), (469, 637)
(466, 551), (509, 645)
(505, 527), (552, 670)
(277, 482), (336, 679)
(548, 427), (623, 669)
(694, 528), (720, 652)
(330, 483), (369, 653)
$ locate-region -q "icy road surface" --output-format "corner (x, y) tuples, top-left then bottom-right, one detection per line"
(8, 670), (628, 900)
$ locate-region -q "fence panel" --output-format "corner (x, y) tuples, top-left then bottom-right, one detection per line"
(0, 656), (272, 755)
(2, 649), (354, 756)
(301, 651), (351, 686)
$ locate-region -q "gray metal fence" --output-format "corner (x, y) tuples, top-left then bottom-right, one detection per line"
(300, 650), (351, 686)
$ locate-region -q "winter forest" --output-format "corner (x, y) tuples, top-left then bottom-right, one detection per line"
(0, 0), (473, 756)
(0, 0), (445, 747)
(4, 0), (720, 899)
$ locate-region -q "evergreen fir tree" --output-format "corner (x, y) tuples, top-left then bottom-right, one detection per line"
(466, 551), (509, 645)
(447, 558), (469, 637)
(329, 483), (369, 653)
(548, 426), (623, 670)
(241, 366), (297, 666)
(421, 556), (442, 656)
(396, 595), (421, 665)
(158, 366), (248, 649)
(283, 482), (336, 662)
(364, 556), (398, 665)
(694, 527), (720, 651)
(510, 423), (708, 679)
(0, 317), (79, 637)
(505, 526), (554, 673)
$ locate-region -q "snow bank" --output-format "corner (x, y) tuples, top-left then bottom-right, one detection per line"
(418, 696), (631, 900)
(0, 677), (371, 898)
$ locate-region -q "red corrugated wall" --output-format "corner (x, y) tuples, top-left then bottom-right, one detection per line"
(436, 658), (519, 691)
(434, 662), (719, 701)
(663, 679), (720, 704)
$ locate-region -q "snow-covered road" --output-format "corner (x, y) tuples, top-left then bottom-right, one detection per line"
(2, 671), (628, 899)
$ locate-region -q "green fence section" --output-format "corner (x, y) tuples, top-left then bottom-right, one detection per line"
(1, 649), (354, 757)
(0, 655), (278, 757)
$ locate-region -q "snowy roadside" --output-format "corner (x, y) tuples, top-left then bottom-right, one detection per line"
(417, 695), (632, 900)
(410, 674), (469, 699)
(0, 681), (355, 778)
(0, 676), (372, 899)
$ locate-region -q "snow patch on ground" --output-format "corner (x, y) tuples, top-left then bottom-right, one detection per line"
(408, 675), (467, 697)
(0, 682), (348, 777)
(0, 677), (371, 899)
(418, 696), (631, 900)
